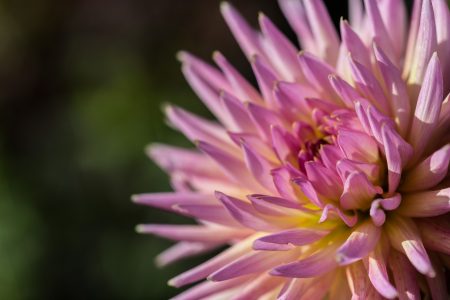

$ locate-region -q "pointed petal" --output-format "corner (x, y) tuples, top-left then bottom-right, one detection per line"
(408, 53), (443, 160)
(170, 277), (248, 300)
(337, 129), (379, 163)
(385, 215), (435, 277)
(402, 144), (450, 192)
(336, 221), (381, 265)
(132, 192), (215, 211)
(220, 2), (261, 58)
(270, 245), (338, 278)
(156, 242), (219, 268)
(168, 234), (254, 287)
(253, 228), (329, 251)
(220, 91), (257, 133)
(388, 250), (421, 300)
(340, 19), (371, 69)
(241, 141), (276, 192)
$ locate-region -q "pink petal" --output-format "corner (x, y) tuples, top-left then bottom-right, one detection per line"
(136, 224), (250, 243)
(417, 216), (450, 255)
(388, 250), (421, 300)
(346, 261), (379, 300)
(377, 0), (407, 60)
(270, 245), (338, 278)
(304, 161), (342, 201)
(337, 129), (379, 163)
(247, 102), (285, 140)
(402, 144), (450, 192)
(131, 192), (215, 211)
(220, 91), (257, 133)
(298, 52), (339, 103)
(230, 274), (284, 300)
(348, 55), (390, 115)
(220, 2), (262, 58)
(209, 249), (298, 281)
(432, 0), (450, 91)
(364, 0), (397, 64)
(319, 203), (358, 227)
(363, 236), (398, 299)
(197, 141), (259, 190)
(168, 235), (253, 287)
(425, 252), (449, 300)
(241, 141), (276, 192)
(329, 74), (360, 108)
(408, 53), (443, 161)
(302, 0), (340, 65)
(336, 221), (381, 265)
(340, 171), (382, 210)
(213, 51), (262, 103)
(385, 215), (436, 277)
(165, 105), (233, 151)
(215, 192), (273, 231)
(253, 228), (329, 251)
(170, 276), (249, 300)
(247, 194), (308, 217)
(175, 204), (241, 227)
(373, 43), (411, 137)
(259, 13), (302, 81)
(340, 19), (371, 69)
(336, 158), (381, 184)
(407, 0), (438, 87)
(156, 241), (219, 268)
(251, 54), (279, 108)
(398, 188), (450, 217)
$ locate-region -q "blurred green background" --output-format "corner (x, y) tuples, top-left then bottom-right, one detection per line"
(0, 1), (349, 299)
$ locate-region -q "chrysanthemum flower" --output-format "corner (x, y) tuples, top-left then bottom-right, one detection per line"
(133, 0), (450, 299)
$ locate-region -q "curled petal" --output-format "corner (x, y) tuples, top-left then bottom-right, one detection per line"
(340, 171), (382, 210)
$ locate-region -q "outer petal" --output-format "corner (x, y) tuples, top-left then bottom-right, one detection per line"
(398, 188), (450, 217)
(385, 215), (435, 277)
(253, 228), (329, 251)
(389, 250), (421, 300)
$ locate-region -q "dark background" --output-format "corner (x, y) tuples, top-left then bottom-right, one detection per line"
(0, 1), (367, 299)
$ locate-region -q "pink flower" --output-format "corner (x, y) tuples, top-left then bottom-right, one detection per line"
(134, 1), (450, 299)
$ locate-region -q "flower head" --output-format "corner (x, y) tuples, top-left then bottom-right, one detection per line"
(134, 1), (450, 299)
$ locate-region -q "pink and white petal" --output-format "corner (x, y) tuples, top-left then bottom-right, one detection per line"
(165, 105), (234, 150)
(230, 273), (284, 300)
(228, 132), (277, 163)
(220, 91), (257, 133)
(407, 0), (438, 89)
(298, 52), (340, 103)
(403, 0), (423, 79)
(278, 0), (315, 52)
(168, 234), (255, 287)
(381, 123), (413, 194)
(336, 221), (381, 265)
(178, 51), (232, 93)
(432, 0), (450, 92)
(131, 192), (215, 211)
(336, 158), (381, 185)
(398, 188), (450, 217)
(401, 143), (450, 192)
(363, 236), (398, 299)
(425, 252), (448, 300)
(302, 0), (340, 65)
(271, 125), (299, 164)
(241, 141), (276, 193)
(136, 224), (250, 243)
(251, 55), (279, 108)
(197, 140), (259, 190)
(304, 161), (342, 201)
(340, 19), (371, 69)
(253, 228), (329, 251)
(377, 0), (407, 59)
(346, 261), (374, 300)
(220, 2), (262, 58)
(337, 129), (379, 163)
(278, 272), (334, 300)
(175, 204), (242, 227)
(170, 276), (250, 300)
(270, 245), (338, 278)
(408, 53), (443, 161)
(247, 102), (285, 140)
(329, 74), (360, 108)
(247, 194), (309, 217)
(385, 215), (435, 277)
(259, 13), (302, 82)
(340, 171), (382, 210)
(271, 167), (301, 202)
(388, 250), (421, 300)
(319, 203), (358, 227)
(373, 43), (411, 137)
(209, 248), (298, 281)
(156, 241), (220, 268)
(213, 51), (262, 103)
(215, 192), (274, 231)
(417, 217), (450, 255)
(348, 55), (390, 115)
